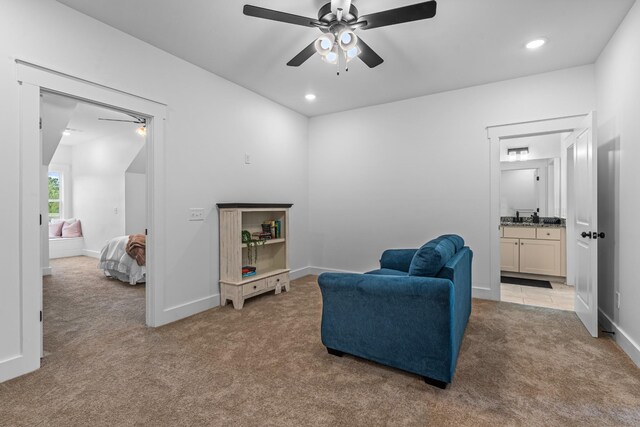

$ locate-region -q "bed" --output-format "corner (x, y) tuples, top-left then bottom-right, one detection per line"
(98, 236), (146, 285)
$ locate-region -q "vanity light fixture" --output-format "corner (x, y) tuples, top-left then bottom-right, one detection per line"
(507, 147), (529, 155)
(507, 147), (529, 161)
(526, 38), (546, 49)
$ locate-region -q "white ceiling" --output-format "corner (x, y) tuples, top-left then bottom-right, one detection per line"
(41, 93), (143, 146)
(56, 0), (635, 117)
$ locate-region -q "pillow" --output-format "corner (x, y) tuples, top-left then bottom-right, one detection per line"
(62, 219), (82, 238)
(48, 221), (64, 238)
(438, 234), (464, 252)
(408, 237), (456, 277)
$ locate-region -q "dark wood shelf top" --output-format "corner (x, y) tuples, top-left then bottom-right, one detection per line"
(216, 203), (293, 209)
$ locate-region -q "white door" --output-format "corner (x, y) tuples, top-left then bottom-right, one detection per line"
(0, 83), (42, 383)
(570, 112), (599, 337)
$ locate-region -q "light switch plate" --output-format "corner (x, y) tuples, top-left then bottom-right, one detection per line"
(189, 208), (205, 221)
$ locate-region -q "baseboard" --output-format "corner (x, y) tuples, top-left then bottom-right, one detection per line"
(307, 266), (362, 276)
(290, 267), (314, 280)
(157, 294), (220, 326)
(42, 266), (52, 276)
(472, 286), (497, 301)
(599, 309), (640, 368)
(82, 249), (101, 259)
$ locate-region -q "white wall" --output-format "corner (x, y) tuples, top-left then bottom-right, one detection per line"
(595, 1), (640, 366)
(0, 0), (310, 365)
(308, 66), (595, 292)
(71, 132), (144, 254)
(125, 172), (146, 235)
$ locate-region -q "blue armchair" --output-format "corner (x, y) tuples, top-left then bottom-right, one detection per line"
(317, 235), (472, 388)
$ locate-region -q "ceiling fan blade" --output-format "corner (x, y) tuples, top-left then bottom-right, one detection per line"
(357, 38), (384, 68)
(243, 5), (323, 28)
(287, 41), (317, 67)
(98, 118), (144, 124)
(359, 1), (437, 30)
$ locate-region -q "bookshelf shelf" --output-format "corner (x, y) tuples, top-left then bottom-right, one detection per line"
(241, 238), (285, 248)
(217, 204), (292, 310)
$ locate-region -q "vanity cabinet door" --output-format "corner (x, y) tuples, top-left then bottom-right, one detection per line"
(500, 238), (520, 272)
(519, 239), (561, 276)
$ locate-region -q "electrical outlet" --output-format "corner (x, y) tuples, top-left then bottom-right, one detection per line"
(114, 207), (118, 214)
(189, 208), (205, 221)
(244, 153), (251, 164)
(616, 291), (621, 309)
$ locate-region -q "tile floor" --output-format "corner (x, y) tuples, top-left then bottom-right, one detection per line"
(501, 281), (575, 311)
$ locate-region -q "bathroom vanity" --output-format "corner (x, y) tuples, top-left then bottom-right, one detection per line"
(500, 222), (566, 277)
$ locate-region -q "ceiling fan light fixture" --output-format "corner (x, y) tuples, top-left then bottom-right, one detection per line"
(346, 46), (359, 61)
(322, 45), (339, 64)
(338, 29), (358, 51)
(314, 33), (335, 56)
(136, 126), (147, 137)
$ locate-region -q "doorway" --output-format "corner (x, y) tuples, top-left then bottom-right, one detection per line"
(41, 92), (149, 356)
(487, 113), (600, 336)
(498, 132), (574, 311)
(0, 60), (167, 383)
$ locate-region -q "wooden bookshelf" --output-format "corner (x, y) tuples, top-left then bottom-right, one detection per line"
(217, 203), (292, 310)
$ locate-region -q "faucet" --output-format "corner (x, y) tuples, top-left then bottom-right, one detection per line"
(516, 211), (520, 223)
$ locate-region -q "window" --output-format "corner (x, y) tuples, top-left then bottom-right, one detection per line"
(48, 171), (62, 221)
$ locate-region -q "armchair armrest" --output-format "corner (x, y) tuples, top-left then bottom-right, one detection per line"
(317, 272), (455, 381)
(379, 249), (417, 272)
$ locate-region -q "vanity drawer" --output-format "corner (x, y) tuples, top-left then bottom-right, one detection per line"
(536, 228), (562, 240)
(267, 273), (289, 289)
(503, 227), (536, 239)
(243, 279), (267, 296)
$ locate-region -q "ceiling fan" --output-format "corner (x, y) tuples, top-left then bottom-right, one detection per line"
(98, 114), (147, 136)
(243, 0), (437, 71)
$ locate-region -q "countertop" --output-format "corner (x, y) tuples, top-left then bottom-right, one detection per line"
(501, 222), (565, 228)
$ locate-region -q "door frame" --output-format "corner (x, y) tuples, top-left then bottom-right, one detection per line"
(13, 59), (168, 380)
(486, 114), (590, 301)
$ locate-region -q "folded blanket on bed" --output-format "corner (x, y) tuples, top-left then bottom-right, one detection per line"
(98, 236), (146, 285)
(126, 234), (146, 266)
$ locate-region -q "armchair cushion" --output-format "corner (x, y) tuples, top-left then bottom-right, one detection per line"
(379, 249), (418, 272)
(408, 237), (456, 277)
(439, 234), (465, 252)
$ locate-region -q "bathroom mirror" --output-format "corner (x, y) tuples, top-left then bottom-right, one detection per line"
(500, 157), (562, 218)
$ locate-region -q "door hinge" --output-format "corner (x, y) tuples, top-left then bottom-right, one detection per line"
(39, 118), (42, 130)
(40, 311), (42, 322)
(536, 176), (540, 181)
(145, 228), (148, 236)
(39, 214), (42, 225)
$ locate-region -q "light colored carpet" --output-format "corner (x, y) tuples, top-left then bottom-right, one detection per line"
(1, 256), (639, 426)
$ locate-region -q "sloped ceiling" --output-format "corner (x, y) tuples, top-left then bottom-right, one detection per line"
(56, 0), (635, 116)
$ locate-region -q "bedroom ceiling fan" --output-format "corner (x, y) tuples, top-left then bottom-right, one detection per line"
(98, 114), (147, 136)
(243, 0), (437, 73)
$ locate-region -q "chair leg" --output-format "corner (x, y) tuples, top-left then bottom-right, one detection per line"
(423, 376), (448, 389)
(326, 347), (344, 357)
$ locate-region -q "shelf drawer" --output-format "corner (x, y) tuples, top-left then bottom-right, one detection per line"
(503, 227), (536, 239)
(243, 279), (267, 296)
(267, 272), (289, 289)
(536, 228), (562, 240)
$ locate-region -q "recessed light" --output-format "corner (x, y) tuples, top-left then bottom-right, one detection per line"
(526, 39), (546, 49)
(305, 94), (316, 101)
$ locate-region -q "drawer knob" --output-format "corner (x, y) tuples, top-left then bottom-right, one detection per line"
(276, 279), (280, 282)
(514, 242), (518, 245)
(253, 285), (257, 289)
(547, 232), (550, 236)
